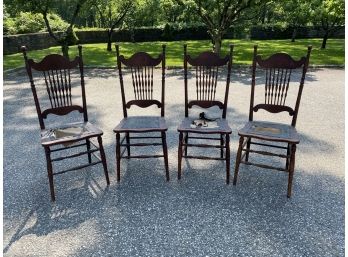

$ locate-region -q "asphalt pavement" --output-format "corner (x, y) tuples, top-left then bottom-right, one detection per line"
(3, 68), (344, 257)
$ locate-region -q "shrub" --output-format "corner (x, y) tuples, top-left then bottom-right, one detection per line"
(161, 24), (174, 40)
(3, 12), (68, 35)
(3, 17), (16, 35)
(16, 12), (45, 34)
(44, 13), (69, 33)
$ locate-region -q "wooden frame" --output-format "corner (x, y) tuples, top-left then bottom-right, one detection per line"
(233, 45), (312, 197)
(114, 44), (169, 181)
(177, 44), (234, 183)
(21, 45), (110, 201)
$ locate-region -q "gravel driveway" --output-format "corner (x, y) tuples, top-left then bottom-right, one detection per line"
(3, 68), (344, 257)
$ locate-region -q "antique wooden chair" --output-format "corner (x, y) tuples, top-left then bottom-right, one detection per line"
(177, 44), (234, 183)
(114, 45), (169, 181)
(233, 45), (312, 197)
(21, 45), (110, 201)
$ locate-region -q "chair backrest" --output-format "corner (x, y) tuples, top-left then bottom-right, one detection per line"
(115, 45), (166, 118)
(21, 45), (87, 130)
(184, 44), (234, 118)
(249, 45), (312, 127)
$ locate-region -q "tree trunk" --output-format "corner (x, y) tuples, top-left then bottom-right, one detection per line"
(130, 29), (135, 43)
(62, 43), (69, 60)
(212, 34), (222, 54)
(291, 28), (297, 42)
(107, 30), (113, 51)
(321, 30), (329, 49)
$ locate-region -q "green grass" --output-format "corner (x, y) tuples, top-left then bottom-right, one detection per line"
(4, 38), (344, 70)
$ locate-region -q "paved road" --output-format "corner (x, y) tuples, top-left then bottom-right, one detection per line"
(3, 68), (344, 257)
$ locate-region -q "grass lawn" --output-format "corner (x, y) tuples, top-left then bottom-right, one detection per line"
(4, 38), (344, 70)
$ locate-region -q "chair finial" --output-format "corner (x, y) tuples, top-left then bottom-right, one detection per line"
(21, 45), (27, 52)
(21, 46), (28, 60)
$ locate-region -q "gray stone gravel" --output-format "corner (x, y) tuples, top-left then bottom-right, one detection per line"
(3, 68), (344, 257)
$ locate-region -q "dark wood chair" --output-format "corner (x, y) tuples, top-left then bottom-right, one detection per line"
(21, 45), (110, 201)
(114, 45), (169, 181)
(233, 45), (312, 198)
(177, 44), (234, 183)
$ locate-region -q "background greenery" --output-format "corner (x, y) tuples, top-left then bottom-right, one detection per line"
(4, 0), (344, 34)
(4, 12), (68, 35)
(3, 0), (344, 63)
(4, 38), (344, 70)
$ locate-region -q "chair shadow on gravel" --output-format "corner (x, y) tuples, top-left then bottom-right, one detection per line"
(3, 167), (112, 254)
(3, 165), (343, 256)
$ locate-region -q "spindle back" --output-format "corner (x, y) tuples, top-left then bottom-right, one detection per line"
(21, 45), (87, 130)
(249, 45), (312, 127)
(184, 45), (234, 118)
(116, 45), (166, 117)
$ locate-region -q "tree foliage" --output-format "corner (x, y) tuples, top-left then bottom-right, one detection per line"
(4, 12), (68, 35)
(312, 0), (344, 48)
(271, 0), (312, 41)
(174, 0), (267, 53)
(7, 0), (88, 58)
(3, 0), (345, 51)
(89, 0), (134, 50)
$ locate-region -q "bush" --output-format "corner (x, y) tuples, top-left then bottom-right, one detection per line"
(161, 24), (174, 40)
(44, 13), (69, 32)
(3, 12), (68, 35)
(250, 24), (294, 40)
(3, 18), (16, 35)
(4, 12), (43, 34)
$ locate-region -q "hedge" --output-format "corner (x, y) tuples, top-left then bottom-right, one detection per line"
(3, 24), (344, 55)
(250, 25), (344, 40)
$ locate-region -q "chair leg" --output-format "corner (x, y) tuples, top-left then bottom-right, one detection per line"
(178, 132), (183, 179)
(225, 134), (230, 184)
(161, 132), (170, 181)
(220, 134), (224, 158)
(245, 138), (251, 162)
(233, 136), (244, 185)
(287, 144), (296, 198)
(86, 139), (92, 163)
(44, 147), (55, 201)
(116, 133), (121, 182)
(285, 143), (290, 170)
(97, 136), (110, 185)
(126, 132), (131, 157)
(184, 132), (188, 157)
